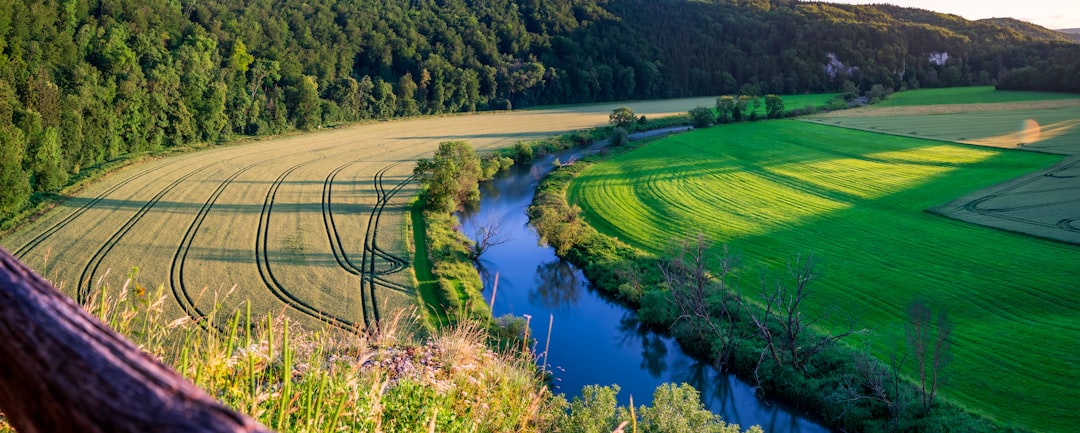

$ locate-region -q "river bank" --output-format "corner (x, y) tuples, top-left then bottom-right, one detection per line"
(456, 128), (832, 432)
(522, 126), (1032, 433)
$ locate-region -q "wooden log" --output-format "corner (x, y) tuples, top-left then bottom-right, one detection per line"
(0, 248), (272, 433)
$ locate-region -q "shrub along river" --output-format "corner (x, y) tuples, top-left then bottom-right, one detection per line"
(457, 135), (831, 432)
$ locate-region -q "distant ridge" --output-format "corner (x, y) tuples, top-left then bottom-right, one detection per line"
(978, 17), (1076, 43)
(1059, 28), (1080, 42)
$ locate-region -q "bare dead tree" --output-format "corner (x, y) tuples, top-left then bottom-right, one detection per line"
(660, 234), (746, 371)
(0, 248), (270, 433)
(908, 300), (952, 413)
(741, 254), (866, 372)
(836, 347), (910, 429)
(469, 217), (509, 260)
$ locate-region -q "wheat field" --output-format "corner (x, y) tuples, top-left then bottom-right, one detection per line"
(0, 97), (716, 330)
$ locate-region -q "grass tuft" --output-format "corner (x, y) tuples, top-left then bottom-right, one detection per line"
(0, 275), (561, 433)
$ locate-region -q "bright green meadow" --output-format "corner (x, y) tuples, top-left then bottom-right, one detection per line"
(876, 86), (1078, 106)
(567, 120), (1080, 432)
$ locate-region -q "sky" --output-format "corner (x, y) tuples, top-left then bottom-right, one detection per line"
(818, 0), (1079, 30)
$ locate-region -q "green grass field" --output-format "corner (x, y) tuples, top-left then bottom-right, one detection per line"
(773, 92), (844, 110)
(806, 105), (1080, 154)
(741, 93), (843, 116)
(567, 120), (1080, 432)
(877, 86), (1078, 106)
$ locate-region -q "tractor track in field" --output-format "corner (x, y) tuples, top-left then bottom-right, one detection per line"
(14, 159), (184, 259)
(960, 158), (1080, 234)
(170, 163), (259, 323)
(321, 161), (415, 329)
(255, 155), (359, 331)
(322, 161), (410, 278)
(322, 161), (363, 278)
(370, 166), (412, 275)
(358, 163), (417, 327)
(78, 162), (219, 303)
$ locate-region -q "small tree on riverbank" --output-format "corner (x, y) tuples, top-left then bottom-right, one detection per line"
(661, 235), (746, 371)
(741, 255), (866, 372)
(689, 106), (714, 128)
(414, 140), (482, 212)
(469, 217), (509, 260)
(609, 127), (628, 147)
(716, 96), (735, 123)
(765, 95), (784, 118)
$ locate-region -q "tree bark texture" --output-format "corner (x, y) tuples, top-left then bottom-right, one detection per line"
(0, 247), (271, 433)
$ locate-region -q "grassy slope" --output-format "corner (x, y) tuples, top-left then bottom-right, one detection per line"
(567, 120), (1080, 432)
(409, 200), (448, 326)
(877, 86), (1078, 106)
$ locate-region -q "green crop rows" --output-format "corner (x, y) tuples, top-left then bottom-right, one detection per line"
(568, 119), (1080, 432)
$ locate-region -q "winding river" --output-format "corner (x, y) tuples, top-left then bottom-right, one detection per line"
(458, 136), (831, 432)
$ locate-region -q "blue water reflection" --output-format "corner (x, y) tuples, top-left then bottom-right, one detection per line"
(459, 145), (831, 433)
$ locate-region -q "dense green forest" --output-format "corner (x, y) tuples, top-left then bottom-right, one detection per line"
(1, 0), (1077, 217)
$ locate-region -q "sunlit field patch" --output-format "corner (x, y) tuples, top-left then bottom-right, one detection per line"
(568, 119), (1080, 432)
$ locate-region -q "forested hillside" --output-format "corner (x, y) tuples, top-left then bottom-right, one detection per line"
(1, 0), (1077, 218)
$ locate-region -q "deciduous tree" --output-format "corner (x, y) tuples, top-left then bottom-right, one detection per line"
(661, 235), (745, 370)
(689, 106), (714, 127)
(414, 141), (482, 213)
(609, 107), (637, 128)
(764, 94), (784, 118)
(715, 96), (735, 123)
(741, 255), (865, 372)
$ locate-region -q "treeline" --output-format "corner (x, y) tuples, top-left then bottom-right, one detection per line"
(1, 0), (1077, 217)
(996, 44), (1080, 92)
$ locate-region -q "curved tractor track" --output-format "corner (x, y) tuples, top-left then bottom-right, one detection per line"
(171, 163), (259, 323)
(13, 158), (184, 259)
(322, 161), (415, 328)
(360, 166), (418, 326)
(254, 155), (361, 331)
(78, 162), (220, 303)
(960, 158), (1080, 236)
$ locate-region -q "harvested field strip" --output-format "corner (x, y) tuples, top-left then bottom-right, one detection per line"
(171, 163), (259, 322)
(79, 161), (220, 303)
(567, 120), (1080, 432)
(818, 98), (1080, 118)
(804, 106), (1080, 155)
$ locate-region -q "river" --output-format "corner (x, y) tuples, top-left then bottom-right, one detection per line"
(457, 135), (831, 432)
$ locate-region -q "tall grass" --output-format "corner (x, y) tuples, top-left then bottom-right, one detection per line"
(0, 274), (560, 433)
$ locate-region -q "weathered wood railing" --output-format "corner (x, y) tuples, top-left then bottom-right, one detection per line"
(0, 248), (271, 432)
